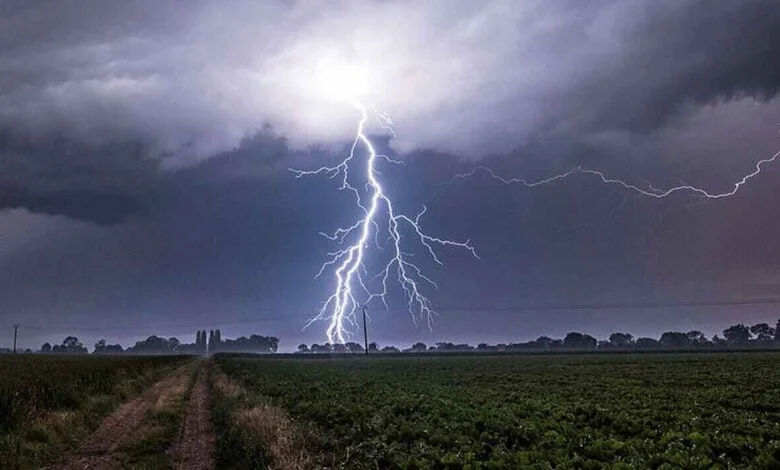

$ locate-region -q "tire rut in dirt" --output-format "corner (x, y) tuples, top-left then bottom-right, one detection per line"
(171, 363), (216, 470)
(47, 366), (190, 470)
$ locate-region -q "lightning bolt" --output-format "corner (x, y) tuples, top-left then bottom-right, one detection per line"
(291, 101), (478, 344)
(454, 149), (780, 199)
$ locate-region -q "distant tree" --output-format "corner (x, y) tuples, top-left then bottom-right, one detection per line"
(297, 344), (309, 353)
(750, 323), (775, 343)
(208, 329), (221, 353)
(534, 336), (558, 350)
(635, 337), (660, 349)
(126, 336), (179, 355)
(381, 346), (400, 353)
(477, 343), (490, 350)
(332, 343), (347, 354)
(597, 340), (610, 349)
(40, 342), (52, 353)
(94, 339), (124, 355)
(563, 332), (597, 350)
(775, 319), (780, 343)
(723, 324), (751, 345)
(195, 330), (205, 352)
(213, 329), (222, 352)
(217, 335), (278, 353)
(368, 342), (379, 352)
(686, 331), (708, 346)
(411, 342), (427, 353)
(345, 342), (364, 353)
(53, 336), (88, 354)
(608, 332), (634, 348)
(659, 331), (691, 349)
(712, 335), (728, 347)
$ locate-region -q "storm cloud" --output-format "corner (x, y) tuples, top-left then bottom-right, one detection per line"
(2, 1), (779, 168)
(2, 0), (780, 349)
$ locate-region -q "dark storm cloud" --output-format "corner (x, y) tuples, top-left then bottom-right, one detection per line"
(3, 0), (780, 349)
(566, 0), (780, 134)
(0, 129), (159, 223)
(1, 0), (778, 168)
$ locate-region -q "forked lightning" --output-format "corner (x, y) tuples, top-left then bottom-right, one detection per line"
(291, 100), (478, 344)
(454, 149), (780, 199)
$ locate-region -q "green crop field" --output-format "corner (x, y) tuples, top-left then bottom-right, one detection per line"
(215, 352), (780, 469)
(0, 354), (189, 468)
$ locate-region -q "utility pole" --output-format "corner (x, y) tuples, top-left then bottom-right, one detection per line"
(362, 306), (369, 356)
(12, 324), (19, 354)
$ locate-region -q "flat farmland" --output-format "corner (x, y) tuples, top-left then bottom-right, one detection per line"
(4, 353), (780, 468)
(215, 352), (780, 469)
(0, 355), (193, 469)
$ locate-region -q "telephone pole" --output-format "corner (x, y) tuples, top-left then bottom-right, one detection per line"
(362, 306), (369, 356)
(12, 324), (19, 354)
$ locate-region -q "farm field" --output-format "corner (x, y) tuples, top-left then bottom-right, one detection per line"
(215, 352), (780, 469)
(0, 355), (192, 468)
(4, 352), (780, 468)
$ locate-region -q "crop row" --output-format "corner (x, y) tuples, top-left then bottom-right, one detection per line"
(217, 353), (780, 468)
(0, 355), (187, 433)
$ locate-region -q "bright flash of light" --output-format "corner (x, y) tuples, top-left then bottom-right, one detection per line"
(315, 59), (370, 102)
(454, 149), (780, 199)
(291, 98), (478, 345)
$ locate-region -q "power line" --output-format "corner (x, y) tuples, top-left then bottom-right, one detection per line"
(9, 314), (314, 332)
(434, 297), (780, 312)
(6, 297), (780, 334)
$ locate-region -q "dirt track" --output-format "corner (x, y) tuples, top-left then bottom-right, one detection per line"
(48, 361), (215, 470)
(171, 363), (216, 470)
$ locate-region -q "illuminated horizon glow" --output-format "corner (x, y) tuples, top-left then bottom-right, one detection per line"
(291, 94), (478, 344)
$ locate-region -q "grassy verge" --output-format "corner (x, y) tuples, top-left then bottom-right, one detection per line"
(210, 365), (320, 470)
(0, 355), (191, 470)
(117, 361), (199, 468)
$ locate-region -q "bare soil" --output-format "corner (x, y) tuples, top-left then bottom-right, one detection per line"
(47, 366), (191, 470)
(171, 363), (216, 470)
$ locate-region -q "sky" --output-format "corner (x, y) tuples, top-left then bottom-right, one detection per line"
(2, 0), (780, 351)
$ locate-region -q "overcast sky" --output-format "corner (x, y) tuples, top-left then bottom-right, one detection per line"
(2, 0), (780, 351)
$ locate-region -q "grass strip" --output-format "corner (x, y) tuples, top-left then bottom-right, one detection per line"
(117, 361), (199, 468)
(0, 356), (190, 470)
(210, 365), (320, 470)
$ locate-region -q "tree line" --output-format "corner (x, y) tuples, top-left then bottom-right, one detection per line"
(31, 329), (279, 355)
(7, 319), (780, 355)
(295, 320), (780, 353)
